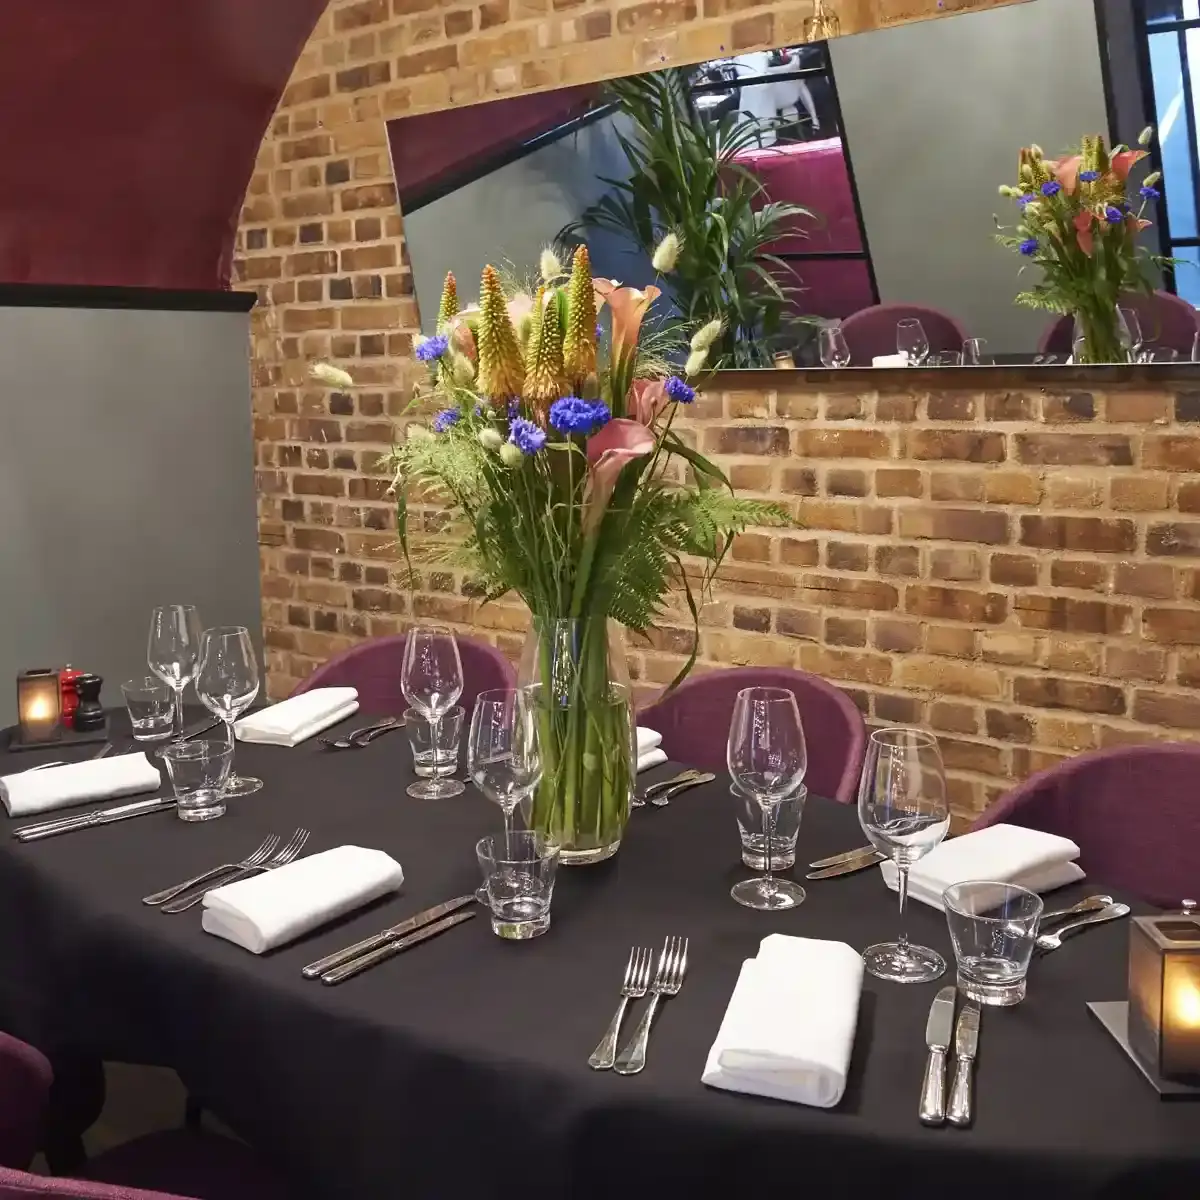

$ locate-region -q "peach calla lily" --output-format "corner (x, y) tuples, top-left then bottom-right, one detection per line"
(582, 418), (655, 532)
(1052, 155), (1083, 194)
(629, 378), (669, 427)
(593, 280), (661, 363)
(1111, 149), (1148, 182)
(1074, 211), (1096, 256)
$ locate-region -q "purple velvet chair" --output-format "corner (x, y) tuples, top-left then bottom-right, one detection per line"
(971, 742), (1200, 908)
(1039, 290), (1200, 357)
(838, 303), (969, 366)
(290, 632), (515, 715)
(0, 1033), (290, 1200)
(638, 666), (867, 804)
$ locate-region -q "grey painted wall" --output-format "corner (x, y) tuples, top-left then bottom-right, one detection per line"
(0, 306), (262, 726)
(831, 0), (1111, 352)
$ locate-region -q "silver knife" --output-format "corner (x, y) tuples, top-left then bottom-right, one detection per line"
(91, 742), (114, 760)
(642, 771), (702, 799)
(947, 1004), (980, 1128)
(181, 719), (221, 742)
(808, 845), (877, 870)
(650, 772), (716, 808)
(919, 985), (957, 1126)
(806, 852), (885, 880)
(321, 910), (477, 985)
(302, 894), (477, 978)
(14, 797), (175, 841)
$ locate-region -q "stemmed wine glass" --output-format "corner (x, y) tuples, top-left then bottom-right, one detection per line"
(194, 626), (262, 797)
(857, 727), (950, 983)
(896, 318), (929, 365)
(727, 687), (807, 911)
(147, 605), (202, 744)
(818, 323), (851, 367)
(1119, 307), (1143, 362)
(401, 625), (465, 799)
(469, 688), (543, 901)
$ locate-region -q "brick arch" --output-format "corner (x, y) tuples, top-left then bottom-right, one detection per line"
(238, 0), (1023, 696)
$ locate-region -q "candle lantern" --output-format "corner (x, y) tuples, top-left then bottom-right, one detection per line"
(16, 669), (63, 744)
(1128, 915), (1200, 1083)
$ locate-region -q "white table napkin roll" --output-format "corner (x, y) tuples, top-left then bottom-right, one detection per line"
(872, 352), (910, 367)
(234, 688), (359, 747)
(636, 726), (666, 772)
(201, 845), (404, 954)
(880, 823), (1084, 911)
(0, 753), (162, 818)
(702, 934), (863, 1108)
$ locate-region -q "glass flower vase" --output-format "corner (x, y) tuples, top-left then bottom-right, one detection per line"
(518, 617), (635, 866)
(1072, 306), (1130, 364)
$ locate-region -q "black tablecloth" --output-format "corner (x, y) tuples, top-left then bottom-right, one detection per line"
(0, 719), (1197, 1200)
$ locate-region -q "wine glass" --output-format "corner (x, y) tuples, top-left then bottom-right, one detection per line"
(195, 627), (262, 797)
(727, 687), (807, 911)
(962, 337), (992, 365)
(818, 323), (850, 367)
(147, 605), (202, 744)
(469, 688), (543, 901)
(896, 318), (929, 365)
(1119, 307), (1143, 362)
(857, 727), (950, 983)
(401, 625), (465, 799)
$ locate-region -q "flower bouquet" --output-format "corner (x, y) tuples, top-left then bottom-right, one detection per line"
(997, 130), (1163, 363)
(386, 243), (787, 862)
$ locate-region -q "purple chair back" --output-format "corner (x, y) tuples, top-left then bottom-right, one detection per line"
(638, 667), (867, 804)
(0, 1034), (52, 1173)
(838, 304), (969, 366)
(290, 633), (515, 716)
(0, 1170), (190, 1200)
(972, 742), (1200, 908)
(1039, 290), (1200, 356)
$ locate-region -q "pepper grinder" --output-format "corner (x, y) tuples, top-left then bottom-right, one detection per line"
(72, 674), (105, 732)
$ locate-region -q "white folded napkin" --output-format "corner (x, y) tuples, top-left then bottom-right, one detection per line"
(0, 753), (162, 818)
(703, 933), (863, 1108)
(201, 845), (404, 954)
(872, 352), (910, 367)
(234, 688), (359, 747)
(880, 823), (1084, 911)
(636, 726), (666, 772)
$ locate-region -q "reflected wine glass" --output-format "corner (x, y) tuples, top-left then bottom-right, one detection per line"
(401, 625), (465, 799)
(962, 337), (992, 366)
(896, 318), (929, 365)
(194, 626), (262, 797)
(858, 727), (950, 983)
(727, 687), (807, 911)
(818, 323), (851, 368)
(147, 605), (202, 745)
(468, 688), (543, 902)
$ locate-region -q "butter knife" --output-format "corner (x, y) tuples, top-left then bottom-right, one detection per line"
(806, 851), (885, 880)
(302, 894), (477, 978)
(808, 845), (877, 870)
(919, 986), (956, 1126)
(947, 1004), (980, 1128)
(321, 910), (476, 985)
(15, 797), (175, 841)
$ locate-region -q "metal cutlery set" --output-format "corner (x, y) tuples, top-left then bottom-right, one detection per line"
(920, 986), (979, 1127)
(319, 716), (405, 751)
(634, 770), (715, 809)
(805, 844), (885, 879)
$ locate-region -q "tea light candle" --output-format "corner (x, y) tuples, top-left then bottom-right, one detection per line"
(16, 669), (62, 743)
(1129, 915), (1200, 1081)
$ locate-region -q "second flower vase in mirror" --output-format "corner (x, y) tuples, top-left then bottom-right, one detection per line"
(518, 617), (634, 865)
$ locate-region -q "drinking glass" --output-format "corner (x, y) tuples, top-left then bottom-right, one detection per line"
(404, 706), (464, 778)
(476, 830), (559, 939)
(1143, 346), (1179, 363)
(401, 625), (465, 799)
(930, 351), (962, 366)
(147, 605), (202, 743)
(121, 677), (174, 741)
(818, 323), (851, 368)
(1119, 307), (1143, 361)
(732, 781), (806, 871)
(727, 687), (807, 911)
(962, 337), (992, 365)
(161, 740), (232, 822)
(896, 318), (929, 365)
(943, 881), (1043, 1006)
(1191, 331), (1200, 362)
(194, 626), (262, 797)
(858, 726), (950, 982)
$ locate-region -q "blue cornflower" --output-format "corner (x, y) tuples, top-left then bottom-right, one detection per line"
(665, 375), (696, 404)
(507, 399), (520, 420)
(432, 408), (460, 433)
(1141, 185), (1161, 200)
(509, 417), (546, 455)
(548, 396), (611, 436)
(1017, 193), (1036, 208)
(1041, 180), (1061, 197)
(1079, 169), (1100, 183)
(1105, 206), (1124, 224)
(595, 323), (604, 340)
(1018, 238), (1039, 256)
(416, 333), (450, 362)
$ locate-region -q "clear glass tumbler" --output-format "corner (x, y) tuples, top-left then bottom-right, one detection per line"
(476, 830), (559, 940)
(943, 881), (1043, 1006)
(121, 677), (175, 741)
(732, 782), (806, 871)
(161, 740), (233, 823)
(404, 706), (463, 778)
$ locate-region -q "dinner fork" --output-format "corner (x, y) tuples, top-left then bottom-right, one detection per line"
(613, 935), (689, 1076)
(160, 828), (310, 913)
(142, 834), (281, 906)
(588, 947), (652, 1071)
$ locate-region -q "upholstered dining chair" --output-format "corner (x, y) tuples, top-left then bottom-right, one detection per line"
(837, 303), (969, 365)
(971, 742), (1200, 909)
(1039, 290), (1199, 357)
(0, 1033), (291, 1200)
(290, 632), (515, 715)
(638, 666), (867, 804)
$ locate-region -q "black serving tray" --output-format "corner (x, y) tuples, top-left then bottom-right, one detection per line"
(6, 718), (110, 753)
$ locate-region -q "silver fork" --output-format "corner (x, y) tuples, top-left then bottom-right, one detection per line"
(161, 829), (310, 913)
(613, 935), (689, 1075)
(142, 835), (281, 907)
(589, 947), (652, 1070)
